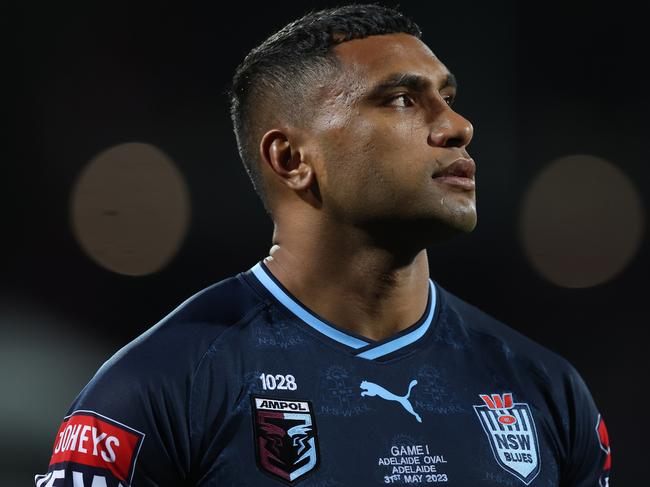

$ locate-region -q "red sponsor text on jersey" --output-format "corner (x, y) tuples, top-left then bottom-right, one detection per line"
(49, 411), (144, 483)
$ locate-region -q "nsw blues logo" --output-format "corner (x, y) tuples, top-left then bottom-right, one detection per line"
(473, 393), (541, 484)
(251, 395), (320, 484)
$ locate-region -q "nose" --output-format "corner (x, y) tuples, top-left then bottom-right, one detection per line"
(428, 107), (474, 148)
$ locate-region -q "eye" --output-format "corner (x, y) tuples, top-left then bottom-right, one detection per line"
(385, 93), (415, 108)
(385, 93), (456, 108)
(443, 94), (455, 107)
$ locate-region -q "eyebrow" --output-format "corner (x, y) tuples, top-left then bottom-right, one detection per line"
(365, 71), (458, 99)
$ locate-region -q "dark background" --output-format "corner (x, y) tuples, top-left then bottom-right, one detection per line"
(5, 0), (646, 485)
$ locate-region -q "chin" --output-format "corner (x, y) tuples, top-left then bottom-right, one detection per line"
(426, 212), (477, 242)
(457, 214), (478, 233)
(446, 203), (477, 231)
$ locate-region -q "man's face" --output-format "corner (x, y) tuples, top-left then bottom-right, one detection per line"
(305, 33), (476, 243)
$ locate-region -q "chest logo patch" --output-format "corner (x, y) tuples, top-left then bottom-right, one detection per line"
(251, 395), (320, 484)
(473, 393), (541, 485)
(360, 379), (422, 423)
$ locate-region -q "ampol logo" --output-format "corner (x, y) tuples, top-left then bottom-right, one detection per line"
(251, 395), (320, 485)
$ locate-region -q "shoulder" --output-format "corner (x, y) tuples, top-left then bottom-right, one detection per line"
(44, 271), (269, 484)
(435, 282), (577, 381)
(76, 271), (267, 406)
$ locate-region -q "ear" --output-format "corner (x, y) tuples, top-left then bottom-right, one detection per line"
(259, 128), (314, 192)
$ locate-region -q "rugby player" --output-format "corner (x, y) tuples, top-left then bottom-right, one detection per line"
(36, 4), (611, 486)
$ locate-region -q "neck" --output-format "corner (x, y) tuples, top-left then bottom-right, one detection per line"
(262, 215), (431, 342)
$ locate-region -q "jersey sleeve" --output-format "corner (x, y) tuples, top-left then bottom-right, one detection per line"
(34, 335), (192, 487)
(561, 362), (612, 487)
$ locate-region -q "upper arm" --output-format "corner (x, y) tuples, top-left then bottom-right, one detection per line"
(35, 347), (191, 487)
(561, 363), (612, 486)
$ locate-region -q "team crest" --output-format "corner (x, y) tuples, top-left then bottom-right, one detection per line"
(251, 395), (320, 484)
(473, 393), (541, 485)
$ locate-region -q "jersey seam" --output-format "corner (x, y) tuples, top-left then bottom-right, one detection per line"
(465, 327), (555, 390)
(187, 300), (268, 463)
(239, 268), (281, 309)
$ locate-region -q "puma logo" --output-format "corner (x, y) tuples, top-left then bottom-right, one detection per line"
(360, 379), (422, 423)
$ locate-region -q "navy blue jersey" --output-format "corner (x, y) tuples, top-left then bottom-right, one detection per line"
(36, 259), (612, 486)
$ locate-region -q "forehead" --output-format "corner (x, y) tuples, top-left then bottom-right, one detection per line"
(331, 33), (450, 92)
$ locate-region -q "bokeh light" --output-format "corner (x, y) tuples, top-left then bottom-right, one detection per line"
(519, 154), (644, 288)
(69, 142), (191, 276)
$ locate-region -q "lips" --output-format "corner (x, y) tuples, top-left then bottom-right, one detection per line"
(433, 158), (476, 180)
(432, 157), (476, 191)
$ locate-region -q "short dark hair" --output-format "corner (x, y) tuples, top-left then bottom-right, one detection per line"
(226, 3), (422, 220)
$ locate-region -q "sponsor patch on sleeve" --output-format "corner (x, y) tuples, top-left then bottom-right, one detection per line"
(596, 414), (611, 487)
(45, 410), (145, 485)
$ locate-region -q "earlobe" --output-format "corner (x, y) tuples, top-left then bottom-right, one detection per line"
(283, 150), (313, 192)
